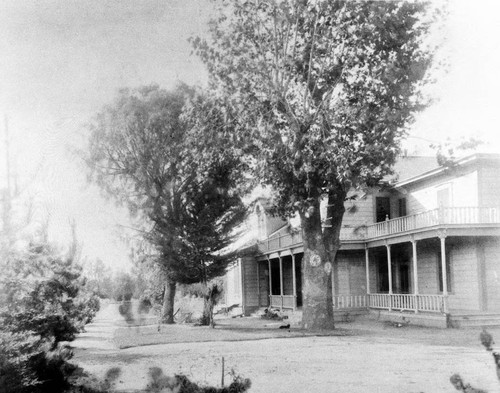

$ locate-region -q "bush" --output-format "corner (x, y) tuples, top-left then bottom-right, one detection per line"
(0, 332), (42, 392)
(260, 308), (283, 321)
(0, 242), (102, 392)
(138, 297), (153, 314)
(145, 368), (251, 393)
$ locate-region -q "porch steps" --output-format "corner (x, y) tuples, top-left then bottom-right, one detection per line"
(449, 313), (500, 328)
(369, 310), (448, 328)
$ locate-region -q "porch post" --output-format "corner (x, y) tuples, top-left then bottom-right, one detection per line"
(291, 250), (297, 311)
(439, 232), (449, 313)
(279, 253), (284, 311)
(267, 256), (272, 307)
(386, 242), (393, 311)
(365, 245), (370, 309)
(411, 237), (419, 314)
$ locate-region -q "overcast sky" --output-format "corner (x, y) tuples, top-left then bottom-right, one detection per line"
(0, 0), (499, 270)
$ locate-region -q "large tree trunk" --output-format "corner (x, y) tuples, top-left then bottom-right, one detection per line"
(300, 188), (346, 330)
(161, 278), (176, 324)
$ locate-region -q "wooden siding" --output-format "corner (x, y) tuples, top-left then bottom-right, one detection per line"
(340, 192), (375, 238)
(479, 165), (500, 207)
(369, 255), (378, 294)
(335, 254), (350, 295)
(282, 258), (294, 295)
(224, 262), (242, 306)
(333, 250), (366, 296)
(448, 239), (481, 311)
(258, 261), (269, 307)
(406, 169), (478, 215)
(241, 256), (260, 310)
(484, 237), (500, 312)
(416, 243), (440, 294)
(349, 253), (368, 295)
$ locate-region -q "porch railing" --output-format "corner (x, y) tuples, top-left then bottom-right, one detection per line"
(269, 293), (447, 313)
(333, 295), (367, 309)
(368, 293), (446, 313)
(269, 295), (296, 309)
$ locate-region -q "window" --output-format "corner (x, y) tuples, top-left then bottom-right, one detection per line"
(398, 198), (407, 217)
(375, 197), (391, 222)
(437, 186), (451, 208)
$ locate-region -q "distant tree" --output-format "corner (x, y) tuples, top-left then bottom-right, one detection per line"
(192, 0), (439, 328)
(83, 258), (111, 298)
(114, 272), (136, 301)
(431, 137), (483, 167)
(85, 85), (247, 323)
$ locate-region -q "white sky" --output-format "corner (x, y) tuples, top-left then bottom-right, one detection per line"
(0, 0), (499, 270)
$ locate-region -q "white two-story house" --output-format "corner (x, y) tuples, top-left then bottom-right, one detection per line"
(224, 154), (500, 328)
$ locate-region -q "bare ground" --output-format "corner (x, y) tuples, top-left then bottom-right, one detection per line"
(71, 303), (500, 392)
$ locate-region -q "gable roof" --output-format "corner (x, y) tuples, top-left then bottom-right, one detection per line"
(391, 156), (438, 183)
(395, 153), (500, 187)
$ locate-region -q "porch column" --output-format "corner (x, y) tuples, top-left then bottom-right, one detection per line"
(291, 250), (297, 311)
(411, 238), (419, 314)
(439, 232), (449, 313)
(386, 242), (393, 311)
(279, 254), (284, 311)
(267, 256), (272, 307)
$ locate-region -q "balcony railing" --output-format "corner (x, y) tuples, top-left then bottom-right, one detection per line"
(258, 206), (500, 253)
(365, 206), (499, 238)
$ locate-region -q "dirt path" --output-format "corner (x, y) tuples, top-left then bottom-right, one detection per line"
(72, 303), (500, 392)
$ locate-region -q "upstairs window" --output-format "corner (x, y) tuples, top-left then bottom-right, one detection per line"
(398, 198), (407, 217)
(376, 197), (391, 222)
(437, 186), (451, 208)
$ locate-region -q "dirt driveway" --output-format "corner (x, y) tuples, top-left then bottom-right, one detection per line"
(72, 303), (500, 392)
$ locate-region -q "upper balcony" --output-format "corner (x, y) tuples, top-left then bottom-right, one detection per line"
(257, 206), (500, 254)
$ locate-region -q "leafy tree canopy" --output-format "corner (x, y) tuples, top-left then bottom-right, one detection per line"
(192, 0), (438, 216)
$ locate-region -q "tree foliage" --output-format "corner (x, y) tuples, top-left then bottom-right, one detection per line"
(1, 243), (99, 347)
(192, 0), (439, 328)
(86, 85), (247, 322)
